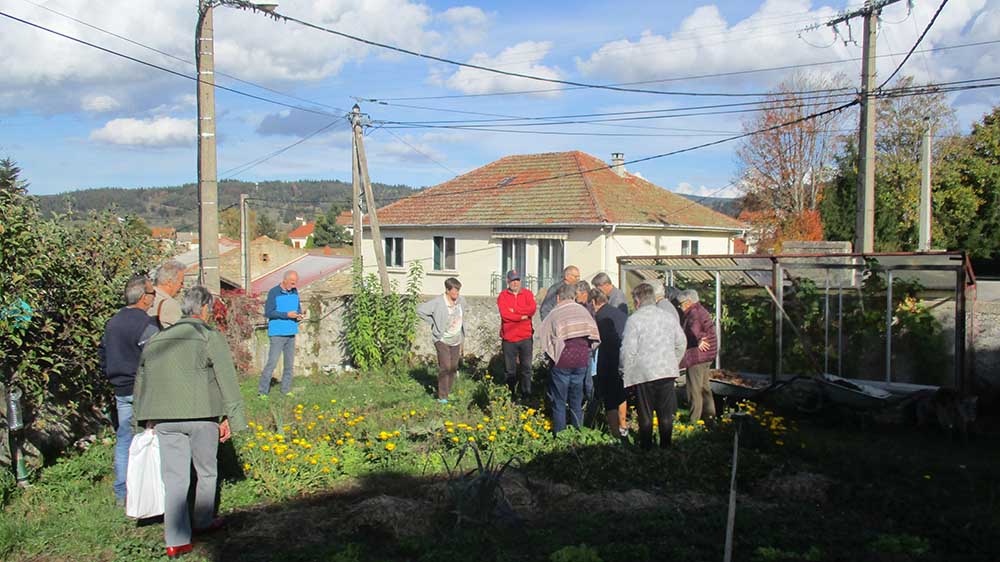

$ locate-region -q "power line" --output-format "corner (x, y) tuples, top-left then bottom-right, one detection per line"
(369, 39), (1000, 101)
(0, 10), (340, 118)
(18, 0), (346, 114)
(264, 7), (847, 98)
(380, 129), (459, 175)
(878, 0), (949, 90)
(220, 120), (348, 179)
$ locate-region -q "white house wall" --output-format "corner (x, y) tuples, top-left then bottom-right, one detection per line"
(362, 226), (733, 297)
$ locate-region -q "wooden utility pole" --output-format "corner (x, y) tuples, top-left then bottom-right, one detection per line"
(815, 0), (903, 253)
(918, 121), (933, 251)
(196, 0), (221, 293)
(240, 193), (250, 294)
(351, 104), (391, 295)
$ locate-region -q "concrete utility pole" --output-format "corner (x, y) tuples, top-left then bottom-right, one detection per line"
(351, 131), (363, 262)
(918, 121), (933, 251)
(351, 105), (391, 295)
(196, 0), (221, 294)
(816, 0), (903, 253)
(240, 193), (250, 294)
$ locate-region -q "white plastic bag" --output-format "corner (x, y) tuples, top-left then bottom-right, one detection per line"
(125, 428), (165, 519)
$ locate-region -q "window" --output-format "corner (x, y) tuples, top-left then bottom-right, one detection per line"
(501, 239), (526, 277)
(385, 237), (403, 267)
(681, 239), (699, 255)
(262, 253), (270, 263)
(537, 239), (564, 288)
(433, 236), (455, 271)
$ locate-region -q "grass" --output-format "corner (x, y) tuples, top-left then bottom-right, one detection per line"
(2, 365), (999, 562)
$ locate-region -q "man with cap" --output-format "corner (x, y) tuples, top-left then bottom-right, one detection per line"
(497, 269), (537, 400)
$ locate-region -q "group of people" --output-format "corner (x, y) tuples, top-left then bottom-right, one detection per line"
(418, 265), (718, 448)
(100, 259), (247, 558)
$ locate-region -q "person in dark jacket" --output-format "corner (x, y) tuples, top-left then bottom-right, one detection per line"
(133, 286), (247, 559)
(590, 288), (628, 440)
(98, 275), (158, 506)
(257, 271), (302, 398)
(592, 272), (629, 315)
(678, 289), (718, 423)
(538, 265), (580, 320)
(497, 270), (536, 400)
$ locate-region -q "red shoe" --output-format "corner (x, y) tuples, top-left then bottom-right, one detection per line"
(166, 544), (193, 558)
(193, 517), (226, 535)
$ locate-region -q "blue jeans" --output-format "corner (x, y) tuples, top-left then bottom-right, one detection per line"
(258, 335), (296, 395)
(114, 394), (134, 500)
(548, 367), (587, 434)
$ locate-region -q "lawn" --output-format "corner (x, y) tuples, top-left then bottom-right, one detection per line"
(1, 366), (998, 562)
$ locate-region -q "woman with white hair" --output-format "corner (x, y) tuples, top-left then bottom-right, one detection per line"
(677, 289), (718, 423)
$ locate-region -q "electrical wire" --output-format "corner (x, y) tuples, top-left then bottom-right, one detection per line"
(220, 120), (348, 179)
(0, 10), (341, 118)
(369, 39), (1000, 101)
(380, 129), (459, 176)
(878, 0), (948, 90)
(17, 0), (346, 114)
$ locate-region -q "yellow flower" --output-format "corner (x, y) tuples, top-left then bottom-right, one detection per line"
(446, 428), (454, 434)
(451, 437), (460, 443)
(444, 421), (454, 427)
(321, 467), (331, 473)
(468, 437), (476, 442)
(696, 420), (705, 426)
(347, 438), (356, 445)
(487, 435), (496, 442)
(385, 442), (396, 452)
(482, 416), (491, 422)
(310, 459), (318, 465)
(476, 424), (484, 430)
(526, 408), (536, 416)
(243, 463), (251, 471)
(410, 410), (416, 416)
(330, 399), (337, 404)
(261, 445), (270, 452)
(393, 431), (401, 437)
(331, 457), (339, 464)
(289, 467), (297, 473)
(775, 440), (784, 446)
(499, 426), (507, 431)
(336, 439), (345, 445)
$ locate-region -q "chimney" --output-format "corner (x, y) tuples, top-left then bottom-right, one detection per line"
(611, 152), (625, 177)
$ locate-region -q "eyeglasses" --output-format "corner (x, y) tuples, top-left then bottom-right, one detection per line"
(145, 291), (156, 295)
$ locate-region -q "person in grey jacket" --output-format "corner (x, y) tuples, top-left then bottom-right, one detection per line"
(417, 277), (466, 403)
(646, 281), (680, 324)
(621, 283), (687, 449)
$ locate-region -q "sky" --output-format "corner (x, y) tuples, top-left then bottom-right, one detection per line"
(1, 0), (998, 201)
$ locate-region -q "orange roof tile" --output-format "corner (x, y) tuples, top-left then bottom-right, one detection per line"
(335, 210), (353, 226)
(371, 151), (743, 230)
(287, 222), (315, 239)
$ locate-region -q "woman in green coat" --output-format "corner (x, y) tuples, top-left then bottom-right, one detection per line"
(133, 285), (246, 559)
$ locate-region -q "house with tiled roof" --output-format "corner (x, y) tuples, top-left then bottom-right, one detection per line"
(287, 222), (315, 249)
(361, 151), (746, 296)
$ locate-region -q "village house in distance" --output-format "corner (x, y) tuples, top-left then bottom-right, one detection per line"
(361, 151), (747, 296)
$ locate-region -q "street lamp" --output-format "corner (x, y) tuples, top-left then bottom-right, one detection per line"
(196, 0), (278, 294)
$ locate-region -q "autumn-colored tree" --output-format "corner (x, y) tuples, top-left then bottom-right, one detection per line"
(219, 206), (257, 240)
(735, 72), (851, 251)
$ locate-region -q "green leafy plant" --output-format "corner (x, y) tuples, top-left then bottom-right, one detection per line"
(550, 544), (604, 562)
(442, 441), (521, 527)
(344, 259), (423, 370)
(870, 533), (930, 556)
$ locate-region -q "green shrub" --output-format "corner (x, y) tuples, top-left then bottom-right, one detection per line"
(550, 544), (603, 562)
(345, 259), (423, 370)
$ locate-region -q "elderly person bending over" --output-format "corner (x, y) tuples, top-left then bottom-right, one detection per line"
(133, 286), (247, 559)
(621, 283), (687, 449)
(677, 289), (718, 424)
(537, 282), (600, 434)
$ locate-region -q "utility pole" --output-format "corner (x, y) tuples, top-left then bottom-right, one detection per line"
(351, 129), (363, 263)
(240, 193), (250, 294)
(351, 104), (391, 295)
(815, 0), (903, 253)
(918, 121), (933, 251)
(196, 0), (221, 294)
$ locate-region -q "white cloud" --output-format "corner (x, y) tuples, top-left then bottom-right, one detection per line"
(0, 0), (446, 112)
(89, 117), (195, 147)
(672, 181), (741, 198)
(575, 0), (990, 91)
(443, 41), (562, 96)
(439, 6), (491, 46)
(81, 95), (121, 113)
(376, 138), (447, 165)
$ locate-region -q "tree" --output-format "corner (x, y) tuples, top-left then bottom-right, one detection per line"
(735, 72), (851, 251)
(820, 77), (961, 251)
(313, 204), (351, 247)
(256, 212), (277, 239)
(220, 206), (257, 240)
(1, 157), (27, 193)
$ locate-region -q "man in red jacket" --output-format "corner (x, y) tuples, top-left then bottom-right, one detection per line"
(497, 270), (537, 400)
(678, 289), (718, 423)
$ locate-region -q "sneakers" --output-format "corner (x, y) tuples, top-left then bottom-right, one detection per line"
(437, 399), (449, 404)
(166, 544), (193, 559)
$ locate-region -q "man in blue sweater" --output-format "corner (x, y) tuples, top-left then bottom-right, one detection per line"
(257, 271), (302, 398)
(98, 275), (158, 506)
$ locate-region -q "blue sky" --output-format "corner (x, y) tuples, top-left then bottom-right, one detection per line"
(1, 0), (998, 198)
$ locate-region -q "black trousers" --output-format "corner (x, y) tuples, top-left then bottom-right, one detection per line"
(635, 377), (677, 449)
(502, 338), (533, 397)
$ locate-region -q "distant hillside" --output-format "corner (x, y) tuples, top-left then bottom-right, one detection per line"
(37, 179), (420, 232)
(678, 194), (742, 218)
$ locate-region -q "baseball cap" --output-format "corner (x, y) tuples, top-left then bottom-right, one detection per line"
(506, 270), (521, 282)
